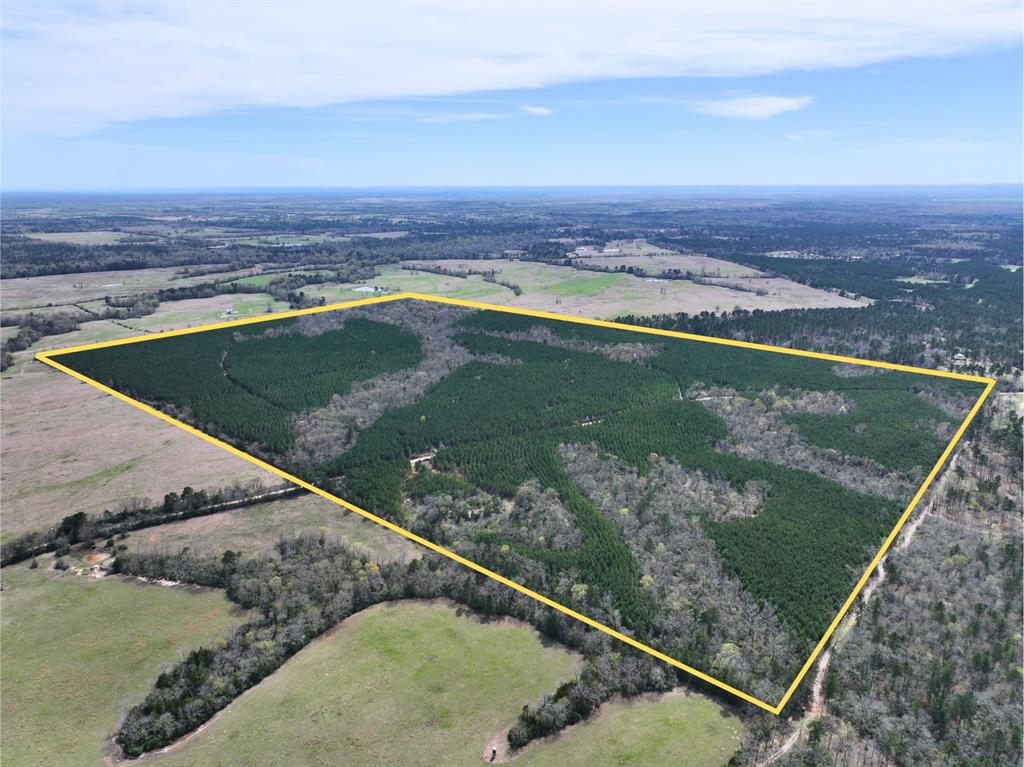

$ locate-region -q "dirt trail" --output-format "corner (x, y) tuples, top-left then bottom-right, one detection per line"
(483, 728), (512, 763)
(759, 453), (960, 765)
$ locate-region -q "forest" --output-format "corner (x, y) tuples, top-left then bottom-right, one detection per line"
(54, 299), (985, 698)
(63, 317), (422, 453)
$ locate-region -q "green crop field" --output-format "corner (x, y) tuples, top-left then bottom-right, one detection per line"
(539, 272), (628, 296)
(52, 297), (985, 702)
(0, 566), (245, 767)
(146, 601), (581, 767)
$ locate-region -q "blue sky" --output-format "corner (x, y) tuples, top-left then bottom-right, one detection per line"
(2, 2), (1021, 189)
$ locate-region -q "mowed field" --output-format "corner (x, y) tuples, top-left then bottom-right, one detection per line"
(0, 565), (246, 767)
(140, 600), (742, 767)
(126, 492), (421, 562)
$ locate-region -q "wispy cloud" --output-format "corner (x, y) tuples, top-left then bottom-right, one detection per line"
(785, 130), (837, 142)
(691, 96), (813, 120)
(418, 112), (505, 124)
(1, 2), (1019, 135)
(855, 137), (1009, 155)
(520, 105), (554, 116)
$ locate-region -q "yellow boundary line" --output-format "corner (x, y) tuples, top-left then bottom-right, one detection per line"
(34, 292), (994, 715)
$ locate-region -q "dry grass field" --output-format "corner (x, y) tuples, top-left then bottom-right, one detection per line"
(0, 364), (273, 539)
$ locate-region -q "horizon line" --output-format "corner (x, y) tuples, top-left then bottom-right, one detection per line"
(3, 182), (1022, 196)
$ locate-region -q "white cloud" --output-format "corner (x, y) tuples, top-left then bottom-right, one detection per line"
(1, 1), (1019, 135)
(691, 96), (813, 120)
(520, 105), (554, 116)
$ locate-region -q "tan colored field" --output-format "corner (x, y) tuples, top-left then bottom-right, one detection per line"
(23, 230), (129, 245)
(574, 253), (762, 278)
(572, 239), (761, 277)
(128, 492), (420, 562)
(1, 265), (257, 311)
(0, 363), (273, 538)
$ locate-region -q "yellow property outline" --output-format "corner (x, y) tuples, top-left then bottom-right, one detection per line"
(35, 292), (994, 715)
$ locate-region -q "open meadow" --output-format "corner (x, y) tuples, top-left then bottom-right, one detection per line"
(0, 565), (246, 767)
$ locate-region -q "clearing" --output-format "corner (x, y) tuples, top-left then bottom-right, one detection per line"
(383, 259), (862, 317)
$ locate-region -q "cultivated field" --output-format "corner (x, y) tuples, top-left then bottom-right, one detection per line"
(0, 565), (245, 767)
(146, 601), (582, 767)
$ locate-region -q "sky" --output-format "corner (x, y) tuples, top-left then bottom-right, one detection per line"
(2, 1), (1021, 190)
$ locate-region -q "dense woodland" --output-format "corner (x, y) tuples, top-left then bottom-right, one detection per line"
(57, 300), (980, 713)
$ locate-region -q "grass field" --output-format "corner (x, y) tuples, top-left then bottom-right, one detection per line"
(128, 492), (420, 562)
(118, 293), (290, 333)
(147, 601), (581, 767)
(539, 272), (628, 297)
(0, 566), (246, 767)
(517, 693), (744, 767)
(305, 265), (514, 304)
